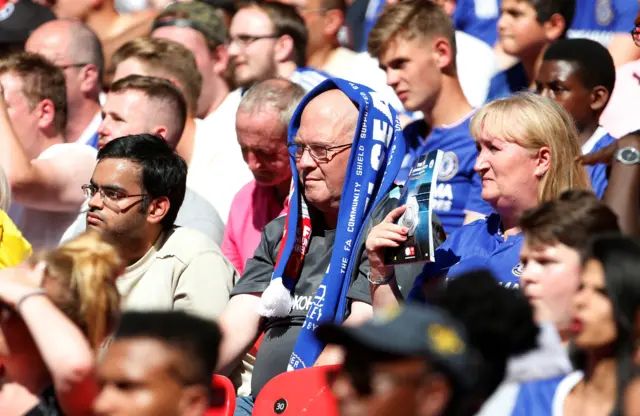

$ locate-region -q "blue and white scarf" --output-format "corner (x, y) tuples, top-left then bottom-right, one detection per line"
(257, 78), (406, 370)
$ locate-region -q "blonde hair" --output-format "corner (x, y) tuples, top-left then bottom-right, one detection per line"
(30, 232), (122, 350)
(469, 92), (591, 203)
(0, 165), (10, 212)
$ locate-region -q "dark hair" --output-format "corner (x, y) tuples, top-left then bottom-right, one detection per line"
(528, 0), (575, 37)
(0, 52), (67, 134)
(236, 1), (308, 67)
(114, 310), (222, 386)
(543, 38), (616, 97)
(109, 75), (188, 148)
(427, 270), (539, 410)
(97, 134), (187, 230)
(579, 235), (640, 416)
(520, 189), (620, 255)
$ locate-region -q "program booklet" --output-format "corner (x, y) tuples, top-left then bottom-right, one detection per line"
(385, 150), (443, 265)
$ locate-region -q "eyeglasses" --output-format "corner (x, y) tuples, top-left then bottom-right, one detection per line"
(631, 27), (640, 47)
(229, 34), (280, 49)
(288, 142), (352, 163)
(81, 184), (149, 213)
(56, 62), (91, 71)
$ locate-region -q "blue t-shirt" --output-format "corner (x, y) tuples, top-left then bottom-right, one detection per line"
(511, 372), (584, 415)
(453, 0), (501, 46)
(408, 213), (524, 302)
(583, 130), (616, 199)
(397, 115), (492, 234)
(568, 0), (638, 46)
(361, 0), (386, 52)
(486, 62), (529, 102)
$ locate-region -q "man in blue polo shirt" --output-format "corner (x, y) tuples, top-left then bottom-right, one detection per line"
(367, 0), (492, 234)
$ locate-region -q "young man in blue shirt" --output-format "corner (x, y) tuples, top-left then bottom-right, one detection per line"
(535, 38), (617, 198)
(488, 0), (575, 100)
(367, 0), (492, 234)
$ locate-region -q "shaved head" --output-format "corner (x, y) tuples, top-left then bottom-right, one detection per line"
(26, 19), (104, 80)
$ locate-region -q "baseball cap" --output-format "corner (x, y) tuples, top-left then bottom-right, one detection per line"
(152, 1), (228, 47)
(316, 302), (478, 391)
(0, 0), (55, 45)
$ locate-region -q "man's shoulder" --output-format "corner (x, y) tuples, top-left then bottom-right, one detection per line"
(159, 227), (225, 260)
(38, 143), (97, 160)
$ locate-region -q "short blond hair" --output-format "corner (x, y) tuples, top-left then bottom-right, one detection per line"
(31, 232), (122, 350)
(367, 0), (456, 61)
(112, 37), (202, 114)
(470, 92), (591, 203)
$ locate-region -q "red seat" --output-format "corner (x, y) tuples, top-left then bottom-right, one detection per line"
(253, 365), (341, 416)
(205, 375), (236, 416)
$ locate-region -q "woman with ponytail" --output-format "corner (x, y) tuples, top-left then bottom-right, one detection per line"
(0, 231), (122, 416)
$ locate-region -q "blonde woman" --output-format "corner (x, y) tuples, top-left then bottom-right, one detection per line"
(366, 92), (591, 306)
(0, 231), (121, 416)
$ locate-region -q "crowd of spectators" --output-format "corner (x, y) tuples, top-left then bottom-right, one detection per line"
(1, 0), (640, 415)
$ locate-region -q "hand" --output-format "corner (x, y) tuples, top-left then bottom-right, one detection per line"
(0, 262), (46, 308)
(577, 133), (640, 166)
(365, 205), (408, 281)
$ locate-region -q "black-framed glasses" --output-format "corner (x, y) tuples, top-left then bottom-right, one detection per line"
(229, 34), (280, 49)
(81, 184), (149, 213)
(288, 142), (352, 162)
(631, 27), (640, 47)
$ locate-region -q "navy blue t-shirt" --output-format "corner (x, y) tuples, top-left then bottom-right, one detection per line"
(486, 62), (529, 102)
(408, 213), (524, 302)
(397, 114), (492, 234)
(568, 0), (638, 46)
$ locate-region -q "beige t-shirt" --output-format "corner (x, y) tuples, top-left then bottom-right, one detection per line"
(117, 227), (238, 320)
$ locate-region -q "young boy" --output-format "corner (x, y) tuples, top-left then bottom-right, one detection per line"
(535, 38), (617, 198)
(487, 0), (575, 100)
(368, 0), (492, 234)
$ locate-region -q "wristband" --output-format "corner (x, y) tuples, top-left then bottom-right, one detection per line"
(368, 271), (394, 286)
(16, 289), (48, 312)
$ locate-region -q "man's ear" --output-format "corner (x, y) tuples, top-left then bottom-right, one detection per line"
(323, 9), (344, 38)
(543, 13), (567, 42)
(274, 34), (296, 64)
(212, 44), (230, 76)
(145, 196), (170, 226)
(416, 375), (452, 416)
(433, 37), (454, 69)
(79, 64), (101, 95)
(177, 385), (210, 416)
(36, 99), (57, 132)
(151, 126), (169, 141)
(590, 85), (610, 113)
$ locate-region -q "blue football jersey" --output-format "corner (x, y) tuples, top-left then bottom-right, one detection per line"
(511, 372), (584, 415)
(397, 115), (493, 234)
(582, 129), (617, 199)
(408, 213), (524, 301)
(568, 0), (638, 46)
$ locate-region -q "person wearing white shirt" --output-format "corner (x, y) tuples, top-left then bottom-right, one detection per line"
(25, 19), (104, 149)
(0, 53), (96, 249)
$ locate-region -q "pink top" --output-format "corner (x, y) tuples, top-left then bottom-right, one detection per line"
(221, 180), (287, 275)
(601, 59), (640, 138)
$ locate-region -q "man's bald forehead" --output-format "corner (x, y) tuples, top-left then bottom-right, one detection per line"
(302, 89), (358, 120)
